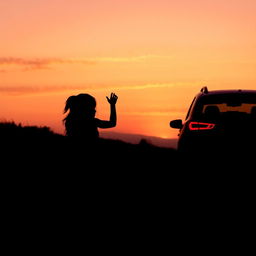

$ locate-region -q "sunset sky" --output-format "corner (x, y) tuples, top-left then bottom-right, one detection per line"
(1, 0), (256, 140)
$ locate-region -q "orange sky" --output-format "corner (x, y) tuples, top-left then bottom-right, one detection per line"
(1, 0), (256, 140)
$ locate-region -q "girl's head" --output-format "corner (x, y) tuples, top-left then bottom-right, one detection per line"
(64, 93), (96, 118)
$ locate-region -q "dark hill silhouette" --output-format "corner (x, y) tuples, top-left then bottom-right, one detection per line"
(0, 121), (179, 170)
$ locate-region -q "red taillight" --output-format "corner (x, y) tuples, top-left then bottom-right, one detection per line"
(189, 122), (215, 130)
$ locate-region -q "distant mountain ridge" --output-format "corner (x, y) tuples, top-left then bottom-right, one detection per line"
(100, 131), (178, 149)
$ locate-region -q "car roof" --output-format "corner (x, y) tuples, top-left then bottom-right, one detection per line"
(197, 89), (256, 98)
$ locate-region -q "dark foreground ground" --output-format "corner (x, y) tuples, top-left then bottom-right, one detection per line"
(1, 122), (255, 242)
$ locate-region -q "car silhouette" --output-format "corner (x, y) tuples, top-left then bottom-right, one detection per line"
(170, 87), (256, 154)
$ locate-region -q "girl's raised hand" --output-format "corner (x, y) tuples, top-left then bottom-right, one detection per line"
(106, 93), (118, 105)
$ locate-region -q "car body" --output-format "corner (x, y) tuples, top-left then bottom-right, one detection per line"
(170, 87), (256, 153)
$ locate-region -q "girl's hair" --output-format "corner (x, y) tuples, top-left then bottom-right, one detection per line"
(63, 93), (96, 115)
(63, 93), (97, 137)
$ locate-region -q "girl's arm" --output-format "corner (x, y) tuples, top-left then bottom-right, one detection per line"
(97, 93), (118, 128)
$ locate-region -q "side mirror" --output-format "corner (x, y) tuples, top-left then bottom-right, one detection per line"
(170, 119), (183, 129)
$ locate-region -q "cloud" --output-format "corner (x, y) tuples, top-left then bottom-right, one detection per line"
(109, 83), (176, 91)
(90, 55), (172, 63)
(121, 111), (186, 116)
(0, 85), (87, 95)
(0, 57), (96, 71)
(0, 82), (201, 95)
(0, 55), (172, 71)
(96, 82), (202, 92)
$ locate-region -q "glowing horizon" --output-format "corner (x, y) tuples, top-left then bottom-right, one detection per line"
(1, 0), (256, 140)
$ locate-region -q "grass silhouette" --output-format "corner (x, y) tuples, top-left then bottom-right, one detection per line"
(0, 121), (58, 137)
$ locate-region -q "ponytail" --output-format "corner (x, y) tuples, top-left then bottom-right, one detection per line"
(64, 95), (76, 114)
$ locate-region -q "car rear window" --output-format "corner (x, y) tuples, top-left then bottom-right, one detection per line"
(193, 93), (256, 118)
(202, 103), (256, 114)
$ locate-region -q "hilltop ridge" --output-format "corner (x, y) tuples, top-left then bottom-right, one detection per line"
(1, 121), (179, 170)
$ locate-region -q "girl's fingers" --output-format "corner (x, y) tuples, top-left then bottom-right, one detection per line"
(108, 92), (118, 101)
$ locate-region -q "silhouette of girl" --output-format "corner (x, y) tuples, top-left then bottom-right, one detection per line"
(63, 93), (118, 143)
